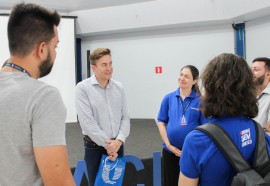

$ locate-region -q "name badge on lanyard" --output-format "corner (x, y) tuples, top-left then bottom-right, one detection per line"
(181, 115), (187, 126)
(180, 98), (192, 126)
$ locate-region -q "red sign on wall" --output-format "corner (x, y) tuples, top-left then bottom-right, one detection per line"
(155, 66), (162, 74)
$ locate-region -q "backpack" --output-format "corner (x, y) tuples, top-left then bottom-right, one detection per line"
(196, 121), (270, 186)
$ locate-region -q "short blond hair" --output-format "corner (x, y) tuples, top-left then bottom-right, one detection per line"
(90, 48), (111, 65)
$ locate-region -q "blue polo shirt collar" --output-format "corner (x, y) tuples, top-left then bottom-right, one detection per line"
(208, 115), (247, 124)
(175, 87), (197, 99)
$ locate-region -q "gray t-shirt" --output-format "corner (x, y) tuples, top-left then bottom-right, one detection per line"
(0, 72), (66, 186)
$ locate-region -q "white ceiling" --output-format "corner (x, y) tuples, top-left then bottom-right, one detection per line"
(0, 0), (155, 12)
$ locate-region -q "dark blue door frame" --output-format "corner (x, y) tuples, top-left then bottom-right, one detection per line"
(233, 23), (246, 58)
(76, 38), (82, 83)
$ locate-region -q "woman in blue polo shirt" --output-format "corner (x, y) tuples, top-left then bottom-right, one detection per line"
(157, 65), (207, 186)
(178, 53), (270, 186)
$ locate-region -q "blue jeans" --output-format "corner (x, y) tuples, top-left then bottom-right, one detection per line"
(84, 139), (124, 186)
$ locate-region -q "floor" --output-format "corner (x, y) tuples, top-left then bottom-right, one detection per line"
(66, 119), (163, 168)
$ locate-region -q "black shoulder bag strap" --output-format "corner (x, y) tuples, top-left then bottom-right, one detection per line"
(252, 121), (270, 177)
(196, 122), (251, 172)
(197, 121), (270, 175)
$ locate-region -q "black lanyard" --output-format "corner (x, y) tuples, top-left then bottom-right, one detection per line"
(4, 63), (31, 77)
(179, 98), (192, 116)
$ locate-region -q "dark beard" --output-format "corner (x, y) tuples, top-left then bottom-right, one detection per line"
(256, 75), (265, 86)
(39, 51), (53, 78)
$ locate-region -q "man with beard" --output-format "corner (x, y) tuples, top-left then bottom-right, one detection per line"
(0, 3), (75, 186)
(251, 57), (270, 132)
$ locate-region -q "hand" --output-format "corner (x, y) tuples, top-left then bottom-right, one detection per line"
(105, 139), (122, 155)
(167, 144), (182, 157)
(264, 127), (270, 136)
(263, 122), (270, 135)
(107, 152), (118, 161)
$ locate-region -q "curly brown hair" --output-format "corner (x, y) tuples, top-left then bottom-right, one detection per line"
(201, 53), (258, 118)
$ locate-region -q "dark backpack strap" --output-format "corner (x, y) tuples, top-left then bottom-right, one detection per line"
(252, 120), (270, 177)
(196, 123), (250, 172)
(253, 120), (269, 167)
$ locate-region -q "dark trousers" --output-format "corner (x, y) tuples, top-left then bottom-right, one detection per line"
(162, 148), (180, 186)
(84, 139), (124, 186)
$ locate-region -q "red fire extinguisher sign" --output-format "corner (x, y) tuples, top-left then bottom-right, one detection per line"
(155, 66), (162, 74)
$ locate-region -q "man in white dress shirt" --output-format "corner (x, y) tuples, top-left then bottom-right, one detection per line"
(75, 48), (130, 186)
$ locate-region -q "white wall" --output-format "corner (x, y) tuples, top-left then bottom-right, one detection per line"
(246, 15), (270, 64)
(75, 0), (270, 119)
(0, 16), (9, 62)
(39, 18), (77, 123)
(81, 24), (234, 119)
(0, 16), (77, 123)
(71, 0), (270, 37)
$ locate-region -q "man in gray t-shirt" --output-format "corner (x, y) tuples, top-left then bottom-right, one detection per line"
(0, 3), (75, 186)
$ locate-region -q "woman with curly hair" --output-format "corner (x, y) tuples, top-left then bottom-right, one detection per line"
(178, 53), (270, 186)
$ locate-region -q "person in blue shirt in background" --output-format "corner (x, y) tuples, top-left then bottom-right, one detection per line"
(178, 53), (270, 186)
(157, 65), (207, 186)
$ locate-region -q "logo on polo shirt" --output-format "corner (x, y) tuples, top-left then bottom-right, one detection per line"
(240, 128), (252, 147)
(190, 107), (199, 111)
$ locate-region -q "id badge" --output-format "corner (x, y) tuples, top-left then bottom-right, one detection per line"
(180, 115), (187, 126)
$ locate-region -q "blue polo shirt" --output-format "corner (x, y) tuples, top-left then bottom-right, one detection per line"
(157, 88), (207, 152)
(180, 116), (270, 186)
